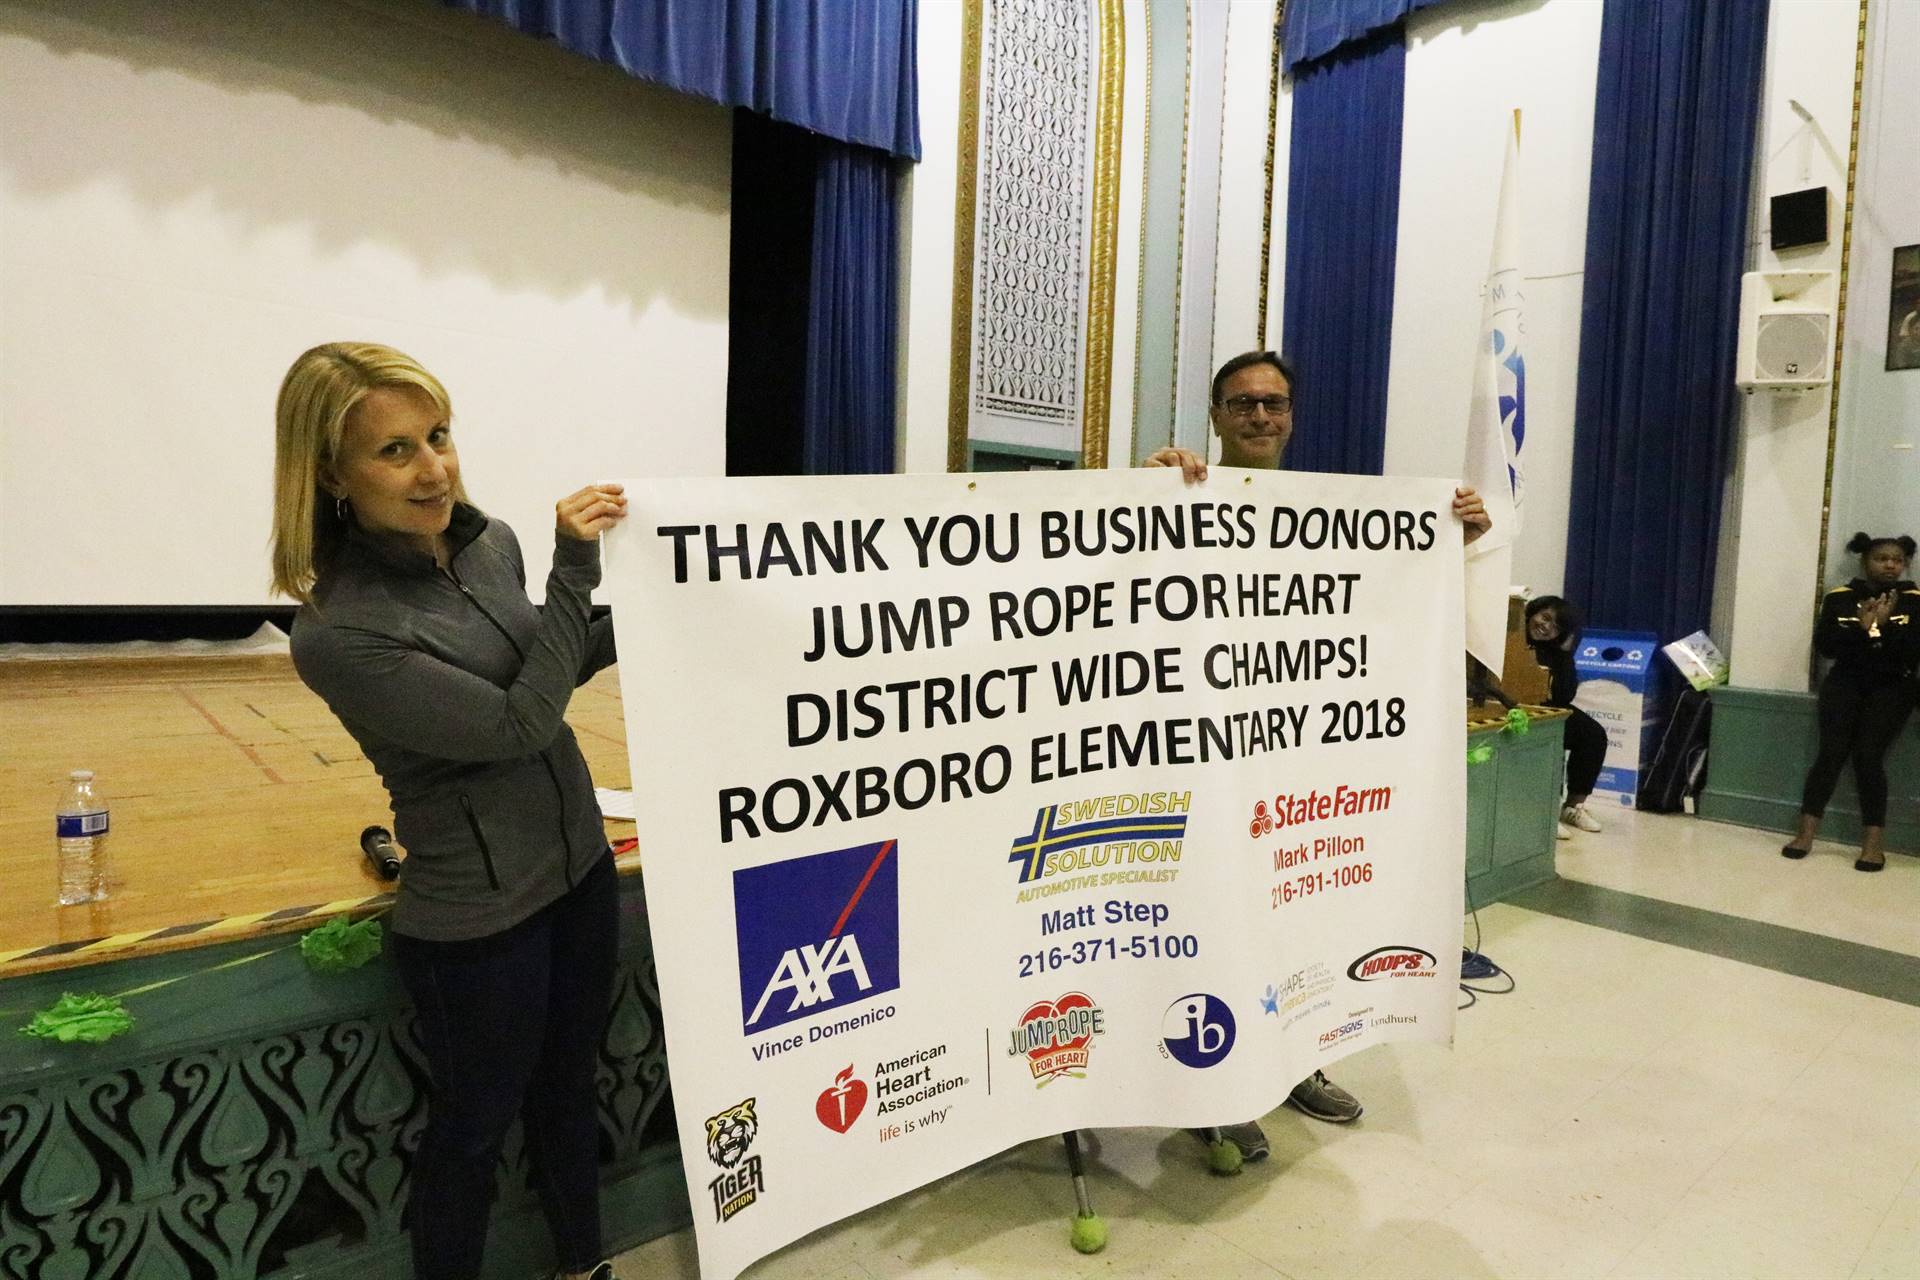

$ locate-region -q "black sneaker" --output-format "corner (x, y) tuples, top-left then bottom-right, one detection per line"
(1285, 1070), (1363, 1123)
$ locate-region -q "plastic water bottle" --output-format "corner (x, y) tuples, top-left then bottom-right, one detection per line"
(56, 770), (110, 905)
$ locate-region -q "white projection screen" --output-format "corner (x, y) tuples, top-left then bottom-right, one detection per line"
(0, 0), (731, 605)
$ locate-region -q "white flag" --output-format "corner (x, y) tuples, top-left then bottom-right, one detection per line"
(1464, 117), (1526, 677)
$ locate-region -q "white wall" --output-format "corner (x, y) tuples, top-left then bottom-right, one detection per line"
(896, 0), (964, 476)
(1209, 0), (1284, 372)
(0, 0), (731, 605)
(1723, 0), (1862, 691)
(1383, 0), (1602, 598)
(1822, 0), (1920, 582)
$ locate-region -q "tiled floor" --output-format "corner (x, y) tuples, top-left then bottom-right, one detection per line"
(618, 812), (1920, 1279)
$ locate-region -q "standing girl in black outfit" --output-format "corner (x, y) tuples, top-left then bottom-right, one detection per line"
(272, 343), (628, 1280)
(1524, 596), (1610, 839)
(1784, 532), (1920, 872)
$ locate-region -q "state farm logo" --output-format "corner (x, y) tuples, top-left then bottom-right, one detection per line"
(816, 1065), (868, 1134)
(733, 839), (900, 1034)
(1347, 945), (1438, 982)
(1008, 992), (1105, 1084)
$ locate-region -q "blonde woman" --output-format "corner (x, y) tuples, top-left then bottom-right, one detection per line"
(272, 342), (625, 1280)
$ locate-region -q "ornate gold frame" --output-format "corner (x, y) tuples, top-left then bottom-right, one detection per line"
(946, 0), (1126, 471)
(1257, 0), (1284, 344)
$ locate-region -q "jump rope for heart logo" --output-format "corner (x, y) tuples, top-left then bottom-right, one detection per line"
(1009, 991), (1105, 1084)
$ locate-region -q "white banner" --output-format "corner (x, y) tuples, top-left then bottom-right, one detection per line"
(605, 468), (1465, 1279)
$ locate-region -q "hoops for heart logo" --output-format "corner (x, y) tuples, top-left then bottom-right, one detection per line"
(1006, 991), (1105, 1085)
(815, 1065), (867, 1133)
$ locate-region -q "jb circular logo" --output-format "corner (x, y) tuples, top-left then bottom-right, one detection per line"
(1160, 993), (1236, 1068)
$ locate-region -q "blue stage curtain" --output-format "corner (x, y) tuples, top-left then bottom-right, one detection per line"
(446, 0), (921, 159)
(1564, 0), (1769, 641)
(1280, 26), (1405, 477)
(1281, 0), (1448, 73)
(803, 143), (899, 474)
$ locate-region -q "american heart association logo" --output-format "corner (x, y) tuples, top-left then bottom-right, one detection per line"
(815, 1065), (868, 1133)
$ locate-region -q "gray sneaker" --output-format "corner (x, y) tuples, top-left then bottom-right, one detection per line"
(1285, 1070), (1363, 1123)
(1190, 1121), (1270, 1161)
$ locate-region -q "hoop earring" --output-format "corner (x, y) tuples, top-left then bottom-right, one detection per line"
(335, 495), (349, 521)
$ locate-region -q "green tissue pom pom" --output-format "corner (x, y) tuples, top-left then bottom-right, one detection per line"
(1069, 1214), (1108, 1254)
(20, 993), (134, 1044)
(300, 916), (383, 974)
(1466, 743), (1495, 765)
(1504, 707), (1531, 735)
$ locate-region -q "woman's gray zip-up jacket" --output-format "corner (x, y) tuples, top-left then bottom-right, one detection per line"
(291, 503), (616, 941)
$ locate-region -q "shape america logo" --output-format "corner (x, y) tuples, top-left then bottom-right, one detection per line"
(734, 839), (900, 1035)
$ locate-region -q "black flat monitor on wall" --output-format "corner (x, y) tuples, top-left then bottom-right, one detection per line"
(1770, 187), (1829, 251)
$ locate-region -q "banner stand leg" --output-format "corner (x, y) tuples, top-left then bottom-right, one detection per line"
(1061, 1131), (1108, 1254)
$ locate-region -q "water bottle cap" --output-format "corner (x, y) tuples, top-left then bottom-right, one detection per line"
(70, 769), (94, 781)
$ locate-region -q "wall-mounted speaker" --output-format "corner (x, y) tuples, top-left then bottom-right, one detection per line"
(1753, 312), (1830, 381)
(1736, 271), (1837, 391)
(1770, 187), (1828, 251)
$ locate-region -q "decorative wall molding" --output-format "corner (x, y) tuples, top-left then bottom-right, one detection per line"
(949, 0), (1124, 469)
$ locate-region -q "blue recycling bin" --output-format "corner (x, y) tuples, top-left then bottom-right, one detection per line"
(1572, 631), (1661, 807)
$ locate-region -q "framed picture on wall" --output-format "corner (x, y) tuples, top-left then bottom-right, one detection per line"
(1890, 244), (1920, 371)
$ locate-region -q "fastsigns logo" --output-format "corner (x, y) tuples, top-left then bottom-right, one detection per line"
(1318, 1019), (1365, 1048)
(816, 1065), (868, 1134)
(1008, 992), (1105, 1084)
(703, 1098), (765, 1223)
(734, 839), (900, 1034)
(1347, 945), (1438, 982)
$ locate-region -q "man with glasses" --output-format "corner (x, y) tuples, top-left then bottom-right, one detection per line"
(1145, 350), (1489, 1163)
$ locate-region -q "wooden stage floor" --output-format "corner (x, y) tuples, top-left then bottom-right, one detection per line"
(1, 651), (1554, 981)
(0, 654), (633, 977)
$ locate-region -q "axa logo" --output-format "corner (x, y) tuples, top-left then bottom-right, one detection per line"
(734, 839), (900, 1034)
(1347, 945), (1438, 982)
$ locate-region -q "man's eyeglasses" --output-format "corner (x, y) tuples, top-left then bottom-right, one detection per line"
(1219, 395), (1292, 418)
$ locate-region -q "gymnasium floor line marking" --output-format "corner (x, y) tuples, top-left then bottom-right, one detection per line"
(177, 686), (287, 785)
(1508, 877), (1920, 1008)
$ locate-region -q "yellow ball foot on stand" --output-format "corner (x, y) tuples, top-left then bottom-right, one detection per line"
(1207, 1139), (1244, 1176)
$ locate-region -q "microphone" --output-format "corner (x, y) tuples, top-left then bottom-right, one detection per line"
(360, 826), (402, 880)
